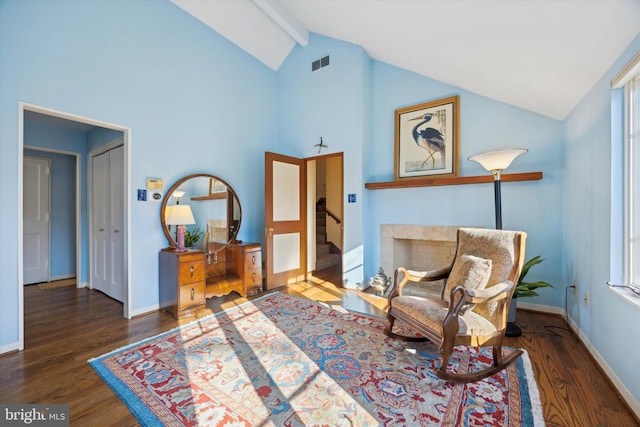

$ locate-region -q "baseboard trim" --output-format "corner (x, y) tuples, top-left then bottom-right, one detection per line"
(519, 302), (640, 419)
(0, 341), (21, 355)
(49, 274), (75, 282)
(516, 301), (565, 316)
(129, 304), (160, 318)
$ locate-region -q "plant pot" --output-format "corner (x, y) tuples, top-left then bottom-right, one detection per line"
(508, 297), (517, 323)
(505, 297), (521, 337)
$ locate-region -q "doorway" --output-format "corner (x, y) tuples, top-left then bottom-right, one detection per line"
(264, 151), (344, 289)
(17, 102), (131, 350)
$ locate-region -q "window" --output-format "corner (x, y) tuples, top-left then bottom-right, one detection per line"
(627, 74), (639, 287)
(612, 52), (640, 300)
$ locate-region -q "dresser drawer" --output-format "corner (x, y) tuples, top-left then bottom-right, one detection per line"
(244, 249), (262, 294)
(178, 280), (205, 311)
(245, 250), (260, 270)
(179, 260), (204, 284)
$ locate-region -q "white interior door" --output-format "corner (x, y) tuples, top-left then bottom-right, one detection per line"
(23, 156), (50, 285)
(91, 145), (124, 302)
(108, 146), (124, 301)
(92, 151), (110, 295)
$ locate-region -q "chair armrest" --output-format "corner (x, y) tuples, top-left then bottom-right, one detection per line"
(401, 266), (452, 282)
(463, 281), (513, 304)
(388, 266), (452, 301)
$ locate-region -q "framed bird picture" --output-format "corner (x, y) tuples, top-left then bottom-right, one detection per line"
(394, 95), (459, 180)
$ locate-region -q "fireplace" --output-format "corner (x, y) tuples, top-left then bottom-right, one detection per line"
(379, 225), (480, 290)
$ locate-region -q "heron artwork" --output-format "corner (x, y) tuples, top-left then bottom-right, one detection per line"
(410, 113), (445, 169)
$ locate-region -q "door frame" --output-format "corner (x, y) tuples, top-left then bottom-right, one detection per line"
(17, 102), (132, 351)
(306, 152), (344, 281)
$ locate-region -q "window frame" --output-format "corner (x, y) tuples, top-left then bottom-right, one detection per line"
(611, 52), (640, 306)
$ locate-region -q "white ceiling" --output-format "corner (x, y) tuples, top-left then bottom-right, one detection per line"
(173, 0), (640, 120)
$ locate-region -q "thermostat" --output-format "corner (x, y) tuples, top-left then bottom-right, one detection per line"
(147, 178), (164, 190)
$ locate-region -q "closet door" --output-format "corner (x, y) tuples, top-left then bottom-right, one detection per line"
(92, 151), (110, 295)
(108, 146), (124, 301)
(91, 146), (124, 302)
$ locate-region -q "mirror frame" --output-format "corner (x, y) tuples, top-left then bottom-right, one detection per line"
(160, 173), (242, 248)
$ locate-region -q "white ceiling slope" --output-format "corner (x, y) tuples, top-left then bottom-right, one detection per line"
(172, 0), (640, 120)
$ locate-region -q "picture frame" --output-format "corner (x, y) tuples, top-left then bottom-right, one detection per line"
(394, 95), (459, 180)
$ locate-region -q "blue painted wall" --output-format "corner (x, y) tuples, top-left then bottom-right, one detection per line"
(364, 61), (565, 308)
(564, 32), (640, 402)
(277, 33), (369, 286)
(0, 0), (277, 348)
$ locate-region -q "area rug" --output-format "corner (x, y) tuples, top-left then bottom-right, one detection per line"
(89, 292), (544, 426)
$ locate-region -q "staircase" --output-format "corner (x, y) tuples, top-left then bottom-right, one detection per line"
(316, 210), (341, 271)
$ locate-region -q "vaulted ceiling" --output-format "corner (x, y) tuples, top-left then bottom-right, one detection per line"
(172, 0), (640, 120)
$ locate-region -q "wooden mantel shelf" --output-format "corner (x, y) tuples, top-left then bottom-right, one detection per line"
(364, 172), (543, 190)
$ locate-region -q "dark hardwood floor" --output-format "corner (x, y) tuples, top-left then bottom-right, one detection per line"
(1, 272), (638, 426)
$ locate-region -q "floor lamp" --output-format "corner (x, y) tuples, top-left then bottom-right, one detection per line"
(468, 148), (527, 336)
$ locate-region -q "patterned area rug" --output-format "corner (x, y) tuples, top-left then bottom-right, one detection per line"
(89, 292), (544, 426)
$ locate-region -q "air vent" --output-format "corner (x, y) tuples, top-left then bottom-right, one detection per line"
(312, 55), (330, 72)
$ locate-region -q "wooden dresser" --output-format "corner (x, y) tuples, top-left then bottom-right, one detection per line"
(160, 243), (263, 319)
(205, 242), (263, 298)
(159, 248), (206, 319)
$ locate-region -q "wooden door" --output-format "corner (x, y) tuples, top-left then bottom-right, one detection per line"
(23, 156), (50, 284)
(264, 152), (307, 289)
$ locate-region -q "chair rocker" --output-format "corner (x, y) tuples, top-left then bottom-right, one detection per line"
(384, 227), (527, 383)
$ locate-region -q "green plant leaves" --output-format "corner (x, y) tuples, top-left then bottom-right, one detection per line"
(515, 256), (553, 298)
(184, 227), (203, 248)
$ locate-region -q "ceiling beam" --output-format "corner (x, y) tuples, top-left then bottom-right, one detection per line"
(252, 0), (309, 46)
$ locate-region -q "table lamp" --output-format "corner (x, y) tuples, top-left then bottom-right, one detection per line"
(165, 204), (195, 252)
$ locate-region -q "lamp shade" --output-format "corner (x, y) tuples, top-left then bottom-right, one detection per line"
(468, 148), (528, 172)
(165, 204), (195, 226)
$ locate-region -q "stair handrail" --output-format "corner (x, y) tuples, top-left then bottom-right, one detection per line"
(324, 208), (341, 224)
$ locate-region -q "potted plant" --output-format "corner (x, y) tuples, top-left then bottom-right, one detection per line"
(183, 227), (203, 249)
(507, 255), (554, 336)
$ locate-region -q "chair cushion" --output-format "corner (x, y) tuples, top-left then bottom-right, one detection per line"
(392, 296), (497, 336)
(443, 254), (492, 304)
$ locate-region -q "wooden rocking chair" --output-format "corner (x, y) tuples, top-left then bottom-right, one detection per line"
(385, 227), (527, 383)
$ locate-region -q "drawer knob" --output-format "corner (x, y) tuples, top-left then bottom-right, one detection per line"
(252, 272), (256, 283)
(251, 255), (256, 265)
(190, 266), (194, 278)
(191, 288), (195, 301)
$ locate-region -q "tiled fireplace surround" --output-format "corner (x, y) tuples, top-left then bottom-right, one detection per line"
(379, 225), (476, 280)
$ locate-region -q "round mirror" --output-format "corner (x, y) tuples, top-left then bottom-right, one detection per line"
(161, 174), (242, 249)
